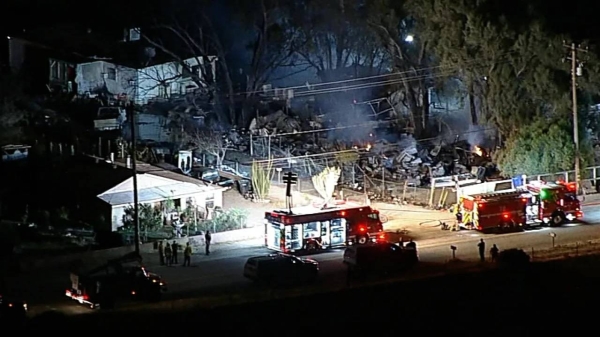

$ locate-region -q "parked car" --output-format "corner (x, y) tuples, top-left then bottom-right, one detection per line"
(343, 242), (418, 278)
(243, 253), (319, 285)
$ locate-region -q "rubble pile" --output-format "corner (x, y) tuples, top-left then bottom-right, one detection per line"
(208, 110), (494, 193)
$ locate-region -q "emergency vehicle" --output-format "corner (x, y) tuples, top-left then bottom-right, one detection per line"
(458, 181), (582, 232)
(264, 202), (385, 253)
(65, 252), (166, 309)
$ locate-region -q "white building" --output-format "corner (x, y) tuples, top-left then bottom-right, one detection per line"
(97, 173), (223, 231)
(75, 56), (217, 104)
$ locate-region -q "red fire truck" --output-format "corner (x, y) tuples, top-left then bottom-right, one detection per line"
(458, 181), (582, 232)
(264, 203), (385, 253)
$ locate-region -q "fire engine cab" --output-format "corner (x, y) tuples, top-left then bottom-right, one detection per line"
(458, 181), (582, 233)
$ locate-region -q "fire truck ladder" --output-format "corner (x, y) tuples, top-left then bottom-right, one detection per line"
(476, 190), (522, 201)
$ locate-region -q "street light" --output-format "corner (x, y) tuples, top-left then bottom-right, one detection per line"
(404, 35), (414, 43)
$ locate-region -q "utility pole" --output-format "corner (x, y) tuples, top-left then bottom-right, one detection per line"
(127, 102), (141, 254)
(282, 172), (298, 214)
(564, 42), (587, 193)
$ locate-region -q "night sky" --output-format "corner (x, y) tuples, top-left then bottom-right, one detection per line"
(2, 0), (600, 41)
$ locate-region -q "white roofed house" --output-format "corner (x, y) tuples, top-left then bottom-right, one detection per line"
(75, 56), (217, 104)
(97, 173), (223, 232)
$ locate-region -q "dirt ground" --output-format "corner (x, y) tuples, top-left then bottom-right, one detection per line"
(271, 184), (455, 240)
(372, 201), (457, 241)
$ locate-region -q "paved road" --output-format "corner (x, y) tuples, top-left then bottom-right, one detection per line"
(11, 204), (600, 316)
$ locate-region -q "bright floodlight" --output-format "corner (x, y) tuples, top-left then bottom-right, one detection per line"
(404, 35), (414, 42)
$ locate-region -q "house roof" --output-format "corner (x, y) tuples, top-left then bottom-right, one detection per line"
(105, 158), (220, 190)
(59, 155), (222, 201)
(97, 173), (211, 206)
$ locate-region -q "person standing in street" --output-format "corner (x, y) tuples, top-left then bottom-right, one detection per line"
(478, 239), (486, 262)
(157, 241), (165, 266)
(490, 244), (499, 262)
(205, 230), (212, 255)
(164, 241), (172, 266)
(183, 242), (192, 266)
(171, 241), (179, 265)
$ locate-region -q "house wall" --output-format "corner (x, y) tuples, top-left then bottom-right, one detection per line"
(136, 57), (216, 104)
(110, 204), (127, 231)
(76, 61), (136, 98)
(75, 56), (217, 103)
(6, 37), (74, 94)
(7, 37), (27, 70)
(108, 189), (223, 231)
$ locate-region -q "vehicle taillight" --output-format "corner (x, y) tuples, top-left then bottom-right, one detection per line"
(82, 294), (89, 300)
(378, 233), (385, 239)
(359, 226), (366, 232)
(503, 213), (509, 219)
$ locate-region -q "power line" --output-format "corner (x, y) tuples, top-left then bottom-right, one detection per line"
(292, 69), (458, 97)
(234, 51), (517, 97)
(292, 58), (516, 98)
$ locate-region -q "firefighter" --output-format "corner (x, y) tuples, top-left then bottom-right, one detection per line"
(490, 244), (499, 262)
(164, 242), (172, 266)
(205, 230), (212, 255)
(157, 241), (165, 266)
(171, 241), (179, 265)
(183, 242), (192, 267)
(477, 239), (486, 262)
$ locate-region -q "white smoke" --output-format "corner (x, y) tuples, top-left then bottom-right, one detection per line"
(465, 124), (487, 147)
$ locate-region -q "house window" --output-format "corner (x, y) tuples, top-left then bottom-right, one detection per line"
(158, 85), (168, 98)
(205, 193), (215, 209)
(107, 67), (116, 80)
(50, 60), (59, 80)
(182, 65), (200, 79)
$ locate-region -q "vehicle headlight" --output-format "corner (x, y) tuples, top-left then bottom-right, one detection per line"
(23, 303), (28, 311)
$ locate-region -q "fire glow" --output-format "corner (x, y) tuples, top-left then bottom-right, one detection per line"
(473, 146), (483, 157)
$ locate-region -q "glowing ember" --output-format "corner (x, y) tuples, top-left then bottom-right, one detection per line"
(473, 146), (483, 157)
